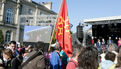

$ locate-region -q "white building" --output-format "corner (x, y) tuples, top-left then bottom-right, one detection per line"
(0, 0), (56, 43)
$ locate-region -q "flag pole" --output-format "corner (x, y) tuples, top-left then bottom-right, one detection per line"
(48, 0), (63, 51)
(48, 19), (57, 51)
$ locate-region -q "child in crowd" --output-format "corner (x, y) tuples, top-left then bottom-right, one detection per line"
(2, 49), (13, 69)
(99, 52), (116, 69)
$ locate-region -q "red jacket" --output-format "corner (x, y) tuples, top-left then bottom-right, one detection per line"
(92, 39), (94, 45)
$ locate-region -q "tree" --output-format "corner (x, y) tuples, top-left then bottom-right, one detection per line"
(70, 31), (73, 34)
(52, 31), (56, 44)
(0, 29), (4, 44)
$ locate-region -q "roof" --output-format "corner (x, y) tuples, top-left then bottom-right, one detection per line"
(32, 1), (57, 14)
(20, 0), (57, 15)
(83, 16), (121, 23)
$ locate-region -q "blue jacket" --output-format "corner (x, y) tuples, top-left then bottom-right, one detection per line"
(96, 42), (101, 48)
(50, 51), (61, 69)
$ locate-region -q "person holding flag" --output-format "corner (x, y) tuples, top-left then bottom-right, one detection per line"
(55, 0), (72, 58)
(50, 43), (62, 69)
(50, 0), (73, 68)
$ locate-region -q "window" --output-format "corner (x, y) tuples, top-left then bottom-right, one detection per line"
(40, 12), (42, 15)
(5, 31), (11, 42)
(28, 9), (33, 15)
(5, 8), (14, 24)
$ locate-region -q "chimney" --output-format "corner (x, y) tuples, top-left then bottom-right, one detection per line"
(42, 2), (52, 10)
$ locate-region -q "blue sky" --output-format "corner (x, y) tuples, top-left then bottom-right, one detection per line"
(33, 0), (121, 33)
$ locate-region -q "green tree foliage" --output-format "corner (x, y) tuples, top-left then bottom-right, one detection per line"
(0, 29), (4, 44)
(52, 31), (56, 44)
(70, 31), (73, 34)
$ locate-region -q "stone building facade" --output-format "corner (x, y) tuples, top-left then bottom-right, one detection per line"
(0, 0), (56, 43)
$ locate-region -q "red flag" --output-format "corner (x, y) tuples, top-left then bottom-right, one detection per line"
(55, 0), (72, 57)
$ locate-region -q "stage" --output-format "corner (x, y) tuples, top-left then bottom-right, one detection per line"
(84, 16), (121, 42)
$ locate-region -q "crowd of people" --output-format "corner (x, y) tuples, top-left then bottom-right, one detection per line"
(0, 38), (121, 69)
(92, 37), (121, 53)
(50, 41), (121, 69)
(0, 41), (46, 69)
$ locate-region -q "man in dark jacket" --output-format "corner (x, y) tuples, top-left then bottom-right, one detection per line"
(21, 41), (46, 69)
(96, 39), (102, 53)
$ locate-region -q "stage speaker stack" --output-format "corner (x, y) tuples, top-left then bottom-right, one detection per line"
(77, 24), (83, 43)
